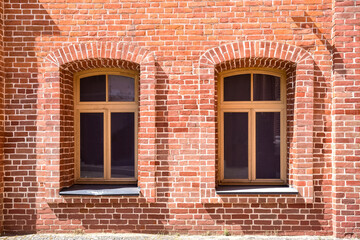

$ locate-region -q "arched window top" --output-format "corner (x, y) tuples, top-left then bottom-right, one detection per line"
(74, 68), (138, 105)
(219, 68), (286, 105)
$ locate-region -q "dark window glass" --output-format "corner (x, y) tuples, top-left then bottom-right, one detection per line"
(80, 75), (106, 101)
(111, 113), (135, 178)
(224, 112), (248, 179)
(80, 113), (104, 178)
(109, 75), (135, 102)
(253, 74), (281, 101)
(256, 112), (281, 179)
(224, 74), (251, 101)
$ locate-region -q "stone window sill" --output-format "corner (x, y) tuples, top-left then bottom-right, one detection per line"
(216, 185), (298, 195)
(59, 184), (140, 196)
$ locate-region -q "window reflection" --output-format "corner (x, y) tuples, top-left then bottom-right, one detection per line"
(224, 112), (248, 179)
(256, 112), (281, 179)
(253, 74), (280, 101)
(80, 75), (106, 102)
(109, 75), (135, 102)
(80, 113), (104, 178)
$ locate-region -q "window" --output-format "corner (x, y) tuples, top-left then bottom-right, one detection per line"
(218, 68), (286, 185)
(74, 69), (138, 184)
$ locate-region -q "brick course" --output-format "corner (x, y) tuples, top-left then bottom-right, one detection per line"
(1, 0), (359, 237)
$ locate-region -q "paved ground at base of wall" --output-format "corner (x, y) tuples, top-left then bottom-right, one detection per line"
(0, 234), (356, 240)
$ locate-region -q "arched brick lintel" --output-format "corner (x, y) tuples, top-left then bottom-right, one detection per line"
(199, 41), (313, 68)
(198, 41), (315, 203)
(44, 42), (154, 67)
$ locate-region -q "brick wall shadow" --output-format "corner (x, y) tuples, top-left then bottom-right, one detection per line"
(312, 62), (333, 221)
(2, 0), (60, 234)
(292, 13), (341, 235)
(153, 62), (171, 232)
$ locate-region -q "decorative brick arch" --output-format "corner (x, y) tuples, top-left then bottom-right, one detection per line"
(198, 41), (312, 68)
(198, 41), (315, 203)
(44, 42), (153, 67)
(39, 42), (157, 202)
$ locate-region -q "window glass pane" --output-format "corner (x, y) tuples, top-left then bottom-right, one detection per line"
(80, 113), (104, 178)
(256, 112), (281, 179)
(111, 113), (135, 178)
(224, 112), (248, 179)
(80, 75), (106, 101)
(224, 74), (251, 101)
(253, 74), (281, 101)
(109, 75), (135, 102)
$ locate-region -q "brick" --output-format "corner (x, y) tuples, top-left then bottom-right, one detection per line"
(0, 0), (358, 238)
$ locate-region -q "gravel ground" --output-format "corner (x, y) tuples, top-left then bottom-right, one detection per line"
(0, 234), (355, 240)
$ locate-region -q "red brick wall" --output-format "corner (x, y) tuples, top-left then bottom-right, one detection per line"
(1, 0), (358, 237)
(332, 0), (360, 238)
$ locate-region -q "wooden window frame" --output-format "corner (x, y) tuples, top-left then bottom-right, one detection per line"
(218, 68), (287, 185)
(74, 68), (138, 184)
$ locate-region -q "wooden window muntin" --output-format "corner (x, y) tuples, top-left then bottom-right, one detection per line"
(218, 68), (286, 185)
(74, 68), (138, 184)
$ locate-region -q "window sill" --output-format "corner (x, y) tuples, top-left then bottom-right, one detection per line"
(59, 184), (140, 196)
(216, 185), (298, 195)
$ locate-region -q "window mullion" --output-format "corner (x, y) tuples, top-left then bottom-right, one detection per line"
(248, 109), (252, 181)
(220, 103), (284, 110)
(105, 73), (111, 179)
